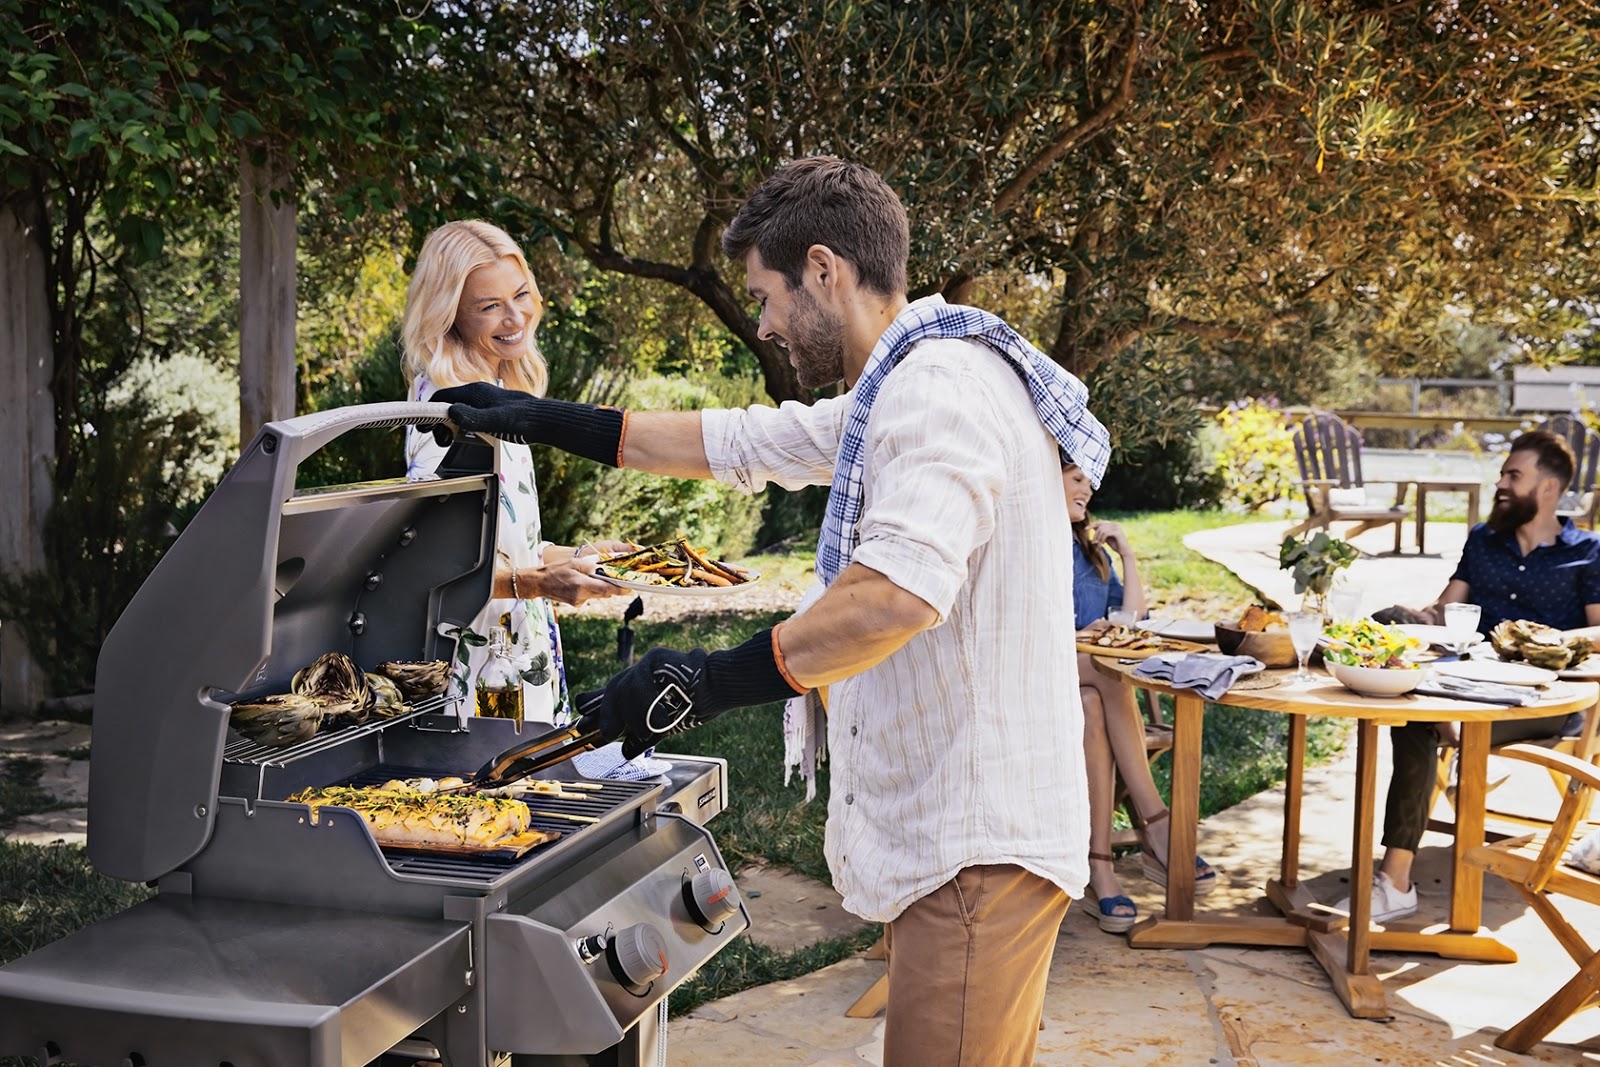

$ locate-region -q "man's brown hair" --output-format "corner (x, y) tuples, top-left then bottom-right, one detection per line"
(722, 156), (909, 297)
(1510, 427), (1576, 488)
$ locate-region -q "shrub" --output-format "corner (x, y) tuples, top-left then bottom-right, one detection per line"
(1083, 347), (1222, 510)
(0, 384), (221, 696)
(1212, 399), (1297, 511)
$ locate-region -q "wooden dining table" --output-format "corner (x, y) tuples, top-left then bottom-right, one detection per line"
(1091, 655), (1599, 1020)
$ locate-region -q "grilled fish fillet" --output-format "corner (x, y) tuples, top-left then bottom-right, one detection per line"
(288, 785), (539, 849)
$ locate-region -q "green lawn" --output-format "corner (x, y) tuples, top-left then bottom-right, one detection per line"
(0, 506), (1347, 1031)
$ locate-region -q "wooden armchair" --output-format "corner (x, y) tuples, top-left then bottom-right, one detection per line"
(1286, 411), (1410, 552)
(1542, 414), (1600, 530)
(1430, 701), (1600, 841)
(1463, 743), (1600, 1052)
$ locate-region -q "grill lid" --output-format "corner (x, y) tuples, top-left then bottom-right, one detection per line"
(88, 403), (495, 882)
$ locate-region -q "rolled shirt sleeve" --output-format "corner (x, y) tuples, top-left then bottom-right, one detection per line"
(700, 396), (850, 493)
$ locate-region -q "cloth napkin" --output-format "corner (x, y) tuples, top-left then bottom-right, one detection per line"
(572, 741), (673, 781)
(1413, 676), (1542, 707)
(1132, 653), (1264, 701)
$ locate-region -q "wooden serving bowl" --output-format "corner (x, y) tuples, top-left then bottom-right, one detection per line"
(1214, 624), (1299, 668)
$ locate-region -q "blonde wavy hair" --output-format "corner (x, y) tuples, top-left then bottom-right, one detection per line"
(401, 220), (549, 396)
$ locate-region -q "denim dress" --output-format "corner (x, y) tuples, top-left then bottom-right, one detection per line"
(1072, 540), (1124, 631)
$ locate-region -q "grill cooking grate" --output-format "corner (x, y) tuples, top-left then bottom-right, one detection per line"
(338, 764), (658, 880)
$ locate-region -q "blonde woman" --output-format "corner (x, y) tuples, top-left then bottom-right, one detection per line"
(402, 220), (629, 723)
(1066, 462), (1219, 933)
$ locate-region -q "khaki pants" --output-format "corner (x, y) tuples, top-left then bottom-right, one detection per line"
(882, 864), (1069, 1067)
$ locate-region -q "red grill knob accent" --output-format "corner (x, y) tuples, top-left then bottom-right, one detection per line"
(605, 922), (669, 990)
(683, 868), (742, 931)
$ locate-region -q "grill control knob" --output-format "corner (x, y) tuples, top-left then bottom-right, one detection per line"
(683, 868), (741, 931)
(605, 922), (669, 990)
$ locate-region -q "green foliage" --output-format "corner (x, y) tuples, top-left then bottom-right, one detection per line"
(297, 325), (410, 490)
(0, 387), (217, 695)
(1279, 532), (1358, 598)
(1082, 344), (1221, 510)
(1212, 400), (1298, 512)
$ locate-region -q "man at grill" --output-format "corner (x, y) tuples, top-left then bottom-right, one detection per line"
(431, 156), (1110, 1066)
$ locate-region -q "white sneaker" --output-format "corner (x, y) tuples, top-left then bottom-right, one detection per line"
(1331, 872), (1418, 924)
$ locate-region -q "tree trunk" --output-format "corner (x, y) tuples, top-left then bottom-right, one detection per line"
(239, 147), (297, 444)
(0, 200), (55, 714)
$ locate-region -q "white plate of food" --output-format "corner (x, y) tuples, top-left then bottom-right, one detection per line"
(1141, 617), (1218, 643)
(1430, 659), (1558, 687)
(592, 539), (759, 597)
(594, 571), (762, 597)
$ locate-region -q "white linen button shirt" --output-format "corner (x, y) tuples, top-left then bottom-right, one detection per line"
(701, 337), (1089, 922)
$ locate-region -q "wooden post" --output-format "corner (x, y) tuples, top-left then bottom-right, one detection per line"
(239, 146), (297, 444)
(0, 201), (54, 714)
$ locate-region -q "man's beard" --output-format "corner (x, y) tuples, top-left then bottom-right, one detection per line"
(784, 286), (846, 390)
(1486, 490), (1539, 533)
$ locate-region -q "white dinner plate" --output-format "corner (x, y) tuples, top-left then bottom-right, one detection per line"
(1430, 659), (1558, 686)
(593, 571), (761, 597)
(1141, 617), (1218, 643)
(1558, 655), (1600, 681)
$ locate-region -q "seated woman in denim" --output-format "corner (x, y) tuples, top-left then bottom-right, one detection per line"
(1067, 462), (1219, 932)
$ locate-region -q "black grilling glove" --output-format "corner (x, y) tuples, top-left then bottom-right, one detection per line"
(574, 628), (807, 759)
(429, 382), (626, 467)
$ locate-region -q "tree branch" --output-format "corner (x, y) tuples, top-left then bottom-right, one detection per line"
(992, 1), (1143, 215)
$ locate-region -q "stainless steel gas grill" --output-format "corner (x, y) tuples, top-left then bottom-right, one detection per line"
(0, 403), (749, 1067)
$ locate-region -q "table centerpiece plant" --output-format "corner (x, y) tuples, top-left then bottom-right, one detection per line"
(1279, 531), (1359, 618)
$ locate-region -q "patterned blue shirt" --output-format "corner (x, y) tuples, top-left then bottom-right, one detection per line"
(1449, 519), (1600, 633)
(1072, 540), (1124, 630)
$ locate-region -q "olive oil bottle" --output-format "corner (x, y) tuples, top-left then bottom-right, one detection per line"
(475, 626), (524, 723)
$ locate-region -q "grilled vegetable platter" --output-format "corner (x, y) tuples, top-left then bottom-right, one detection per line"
(228, 653), (452, 748)
(1489, 619), (1595, 671)
(1074, 624), (1208, 659)
(592, 537), (759, 596)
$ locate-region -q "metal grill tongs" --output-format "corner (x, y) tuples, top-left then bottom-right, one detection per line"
(438, 724), (607, 794)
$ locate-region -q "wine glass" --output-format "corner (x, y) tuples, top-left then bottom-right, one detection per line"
(1286, 611), (1323, 684)
(1442, 602), (1483, 658)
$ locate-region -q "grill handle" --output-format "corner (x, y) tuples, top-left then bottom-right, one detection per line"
(258, 402), (454, 467)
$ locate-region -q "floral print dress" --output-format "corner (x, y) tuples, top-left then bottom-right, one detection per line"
(406, 376), (569, 725)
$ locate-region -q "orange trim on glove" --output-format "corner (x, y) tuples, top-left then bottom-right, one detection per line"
(771, 623), (810, 695)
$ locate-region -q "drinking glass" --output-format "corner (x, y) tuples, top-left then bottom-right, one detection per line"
(1442, 602), (1483, 657)
(1330, 588), (1363, 622)
(1286, 611), (1323, 684)
(1107, 609), (1137, 628)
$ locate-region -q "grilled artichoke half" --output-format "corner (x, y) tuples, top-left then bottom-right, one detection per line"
(376, 659), (452, 701)
(364, 672), (410, 719)
(1488, 619), (1593, 670)
(292, 651), (372, 725)
(229, 693), (326, 747)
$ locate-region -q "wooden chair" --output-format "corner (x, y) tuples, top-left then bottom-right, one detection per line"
(1542, 414), (1600, 530)
(1430, 701), (1600, 840)
(1463, 744), (1600, 1052)
(1286, 411), (1410, 552)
